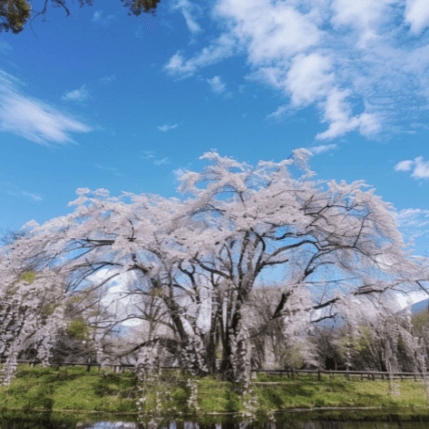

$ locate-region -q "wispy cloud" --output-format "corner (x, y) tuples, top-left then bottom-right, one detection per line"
(164, 0), (429, 141)
(157, 123), (178, 132)
(92, 10), (102, 22)
(309, 144), (338, 155)
(266, 104), (294, 121)
(173, 167), (187, 180)
(92, 10), (115, 26)
(99, 74), (116, 84)
(394, 156), (429, 180)
(163, 33), (237, 78)
(141, 150), (170, 166)
(141, 150), (155, 160)
(394, 208), (429, 245)
(154, 157), (170, 166)
(0, 40), (12, 55)
(62, 85), (89, 102)
(171, 0), (203, 34)
(207, 75), (226, 94)
(1, 181), (43, 202)
(0, 69), (92, 145)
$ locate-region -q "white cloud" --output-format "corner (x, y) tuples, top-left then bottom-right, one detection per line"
(154, 157), (170, 165)
(92, 10), (115, 26)
(315, 88), (383, 140)
(329, 0), (389, 49)
(163, 33), (237, 78)
(395, 208), (429, 228)
(215, 1), (322, 64)
(265, 104), (291, 121)
(172, 0), (202, 34)
(412, 156), (429, 179)
(87, 269), (143, 327)
(173, 167), (187, 180)
(395, 290), (429, 312)
(0, 69), (92, 145)
(404, 0), (429, 36)
(285, 53), (335, 107)
(62, 85), (89, 102)
(309, 144), (337, 154)
(92, 10), (102, 22)
(207, 75), (226, 93)
(157, 123), (178, 132)
(394, 159), (414, 172)
(394, 156), (429, 180)
(163, 0), (429, 141)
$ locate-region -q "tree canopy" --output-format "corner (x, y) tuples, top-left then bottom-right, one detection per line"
(0, 0), (160, 34)
(1, 148), (429, 383)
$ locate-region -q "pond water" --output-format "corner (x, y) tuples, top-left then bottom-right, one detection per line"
(2, 410), (429, 429)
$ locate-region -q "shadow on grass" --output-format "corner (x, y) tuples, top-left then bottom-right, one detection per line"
(92, 372), (136, 399)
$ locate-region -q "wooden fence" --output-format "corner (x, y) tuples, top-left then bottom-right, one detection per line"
(254, 368), (429, 382)
(2, 359), (429, 381)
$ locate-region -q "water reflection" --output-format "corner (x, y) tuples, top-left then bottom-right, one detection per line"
(71, 418), (429, 429)
(1, 413), (429, 429)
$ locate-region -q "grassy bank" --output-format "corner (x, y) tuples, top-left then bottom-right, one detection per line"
(1, 364), (429, 417)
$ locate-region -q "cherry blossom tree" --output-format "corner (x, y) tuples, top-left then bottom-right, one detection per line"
(0, 267), (68, 385)
(169, 149), (427, 379)
(1, 148), (428, 383)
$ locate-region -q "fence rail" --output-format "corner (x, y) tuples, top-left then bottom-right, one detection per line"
(2, 359), (429, 381)
(255, 368), (429, 382)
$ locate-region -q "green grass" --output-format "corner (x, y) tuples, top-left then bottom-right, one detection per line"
(1, 364), (429, 417)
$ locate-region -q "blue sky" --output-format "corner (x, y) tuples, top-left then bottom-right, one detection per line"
(1, 0), (429, 321)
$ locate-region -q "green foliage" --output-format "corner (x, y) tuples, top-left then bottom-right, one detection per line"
(19, 271), (37, 284)
(5, 270), (37, 296)
(337, 325), (375, 361)
(412, 310), (429, 333)
(279, 343), (303, 370)
(42, 302), (61, 317)
(0, 0), (161, 34)
(0, 0), (32, 34)
(67, 296), (84, 305)
(66, 318), (91, 341)
(120, 0), (161, 16)
(357, 325), (375, 353)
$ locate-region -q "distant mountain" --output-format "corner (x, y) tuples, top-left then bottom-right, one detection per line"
(395, 297), (429, 317)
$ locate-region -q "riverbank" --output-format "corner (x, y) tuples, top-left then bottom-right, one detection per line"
(1, 364), (429, 418)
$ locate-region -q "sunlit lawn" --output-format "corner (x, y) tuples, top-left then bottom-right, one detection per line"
(1, 364), (429, 415)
